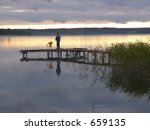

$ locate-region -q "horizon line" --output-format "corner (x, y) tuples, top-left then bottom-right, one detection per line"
(1, 21), (150, 29)
(1, 27), (150, 30)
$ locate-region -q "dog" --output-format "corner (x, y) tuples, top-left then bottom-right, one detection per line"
(46, 41), (53, 49)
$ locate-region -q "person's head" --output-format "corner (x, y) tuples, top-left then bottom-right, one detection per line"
(57, 32), (59, 35)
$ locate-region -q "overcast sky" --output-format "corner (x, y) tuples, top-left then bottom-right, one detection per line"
(0, 0), (150, 28)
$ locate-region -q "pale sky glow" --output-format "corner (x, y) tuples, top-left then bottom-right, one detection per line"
(1, 21), (150, 29)
(0, 0), (150, 29)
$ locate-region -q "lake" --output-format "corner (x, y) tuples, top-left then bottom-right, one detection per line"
(0, 34), (150, 112)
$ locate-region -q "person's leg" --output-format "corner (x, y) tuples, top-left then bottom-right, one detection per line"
(58, 41), (60, 49)
(57, 42), (59, 49)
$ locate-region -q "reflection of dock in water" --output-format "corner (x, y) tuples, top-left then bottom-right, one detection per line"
(20, 48), (111, 65)
(20, 48), (112, 112)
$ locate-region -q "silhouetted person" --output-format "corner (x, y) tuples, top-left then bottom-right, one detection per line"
(56, 60), (61, 77)
(55, 33), (61, 49)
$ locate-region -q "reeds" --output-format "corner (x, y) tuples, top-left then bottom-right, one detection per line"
(107, 40), (150, 65)
(105, 41), (150, 98)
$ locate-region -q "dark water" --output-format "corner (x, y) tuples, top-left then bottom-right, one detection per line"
(0, 35), (150, 112)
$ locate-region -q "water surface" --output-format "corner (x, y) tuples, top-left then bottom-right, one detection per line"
(0, 35), (150, 112)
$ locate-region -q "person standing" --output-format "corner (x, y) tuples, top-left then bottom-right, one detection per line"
(55, 33), (61, 49)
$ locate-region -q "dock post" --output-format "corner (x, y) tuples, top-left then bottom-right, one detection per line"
(75, 51), (77, 59)
(83, 51), (86, 62)
(94, 52), (97, 63)
(60, 51), (62, 58)
(73, 51), (75, 58)
(83, 51), (85, 58)
(87, 51), (89, 63)
(102, 53), (104, 64)
(23, 52), (28, 59)
(57, 50), (61, 58)
(66, 51), (69, 58)
(51, 51), (53, 58)
(108, 52), (111, 64)
(47, 51), (50, 59)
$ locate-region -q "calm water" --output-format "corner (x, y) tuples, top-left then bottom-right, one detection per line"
(0, 34), (150, 113)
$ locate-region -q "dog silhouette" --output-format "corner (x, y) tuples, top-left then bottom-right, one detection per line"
(46, 41), (53, 48)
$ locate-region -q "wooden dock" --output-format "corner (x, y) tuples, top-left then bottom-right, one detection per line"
(20, 48), (111, 65)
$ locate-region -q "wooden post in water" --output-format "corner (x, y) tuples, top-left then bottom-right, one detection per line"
(60, 51), (62, 58)
(57, 50), (62, 58)
(83, 51), (86, 62)
(47, 51), (50, 59)
(66, 51), (69, 58)
(87, 51), (89, 63)
(22, 51), (28, 59)
(94, 52), (97, 63)
(102, 53), (104, 64)
(108, 52), (111, 64)
(51, 51), (53, 58)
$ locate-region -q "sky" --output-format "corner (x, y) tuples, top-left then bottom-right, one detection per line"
(0, 0), (150, 29)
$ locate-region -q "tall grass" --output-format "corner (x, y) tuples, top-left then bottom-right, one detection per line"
(79, 41), (150, 99)
(107, 40), (150, 65)
(105, 41), (150, 98)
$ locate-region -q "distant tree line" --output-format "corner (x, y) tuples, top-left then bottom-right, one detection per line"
(0, 29), (32, 35)
(0, 28), (150, 36)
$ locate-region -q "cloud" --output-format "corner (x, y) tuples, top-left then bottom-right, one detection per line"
(0, 0), (150, 26)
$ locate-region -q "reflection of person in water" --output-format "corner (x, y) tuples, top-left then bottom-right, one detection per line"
(56, 60), (61, 77)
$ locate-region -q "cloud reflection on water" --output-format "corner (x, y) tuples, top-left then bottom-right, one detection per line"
(0, 55), (150, 112)
(0, 36), (150, 112)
